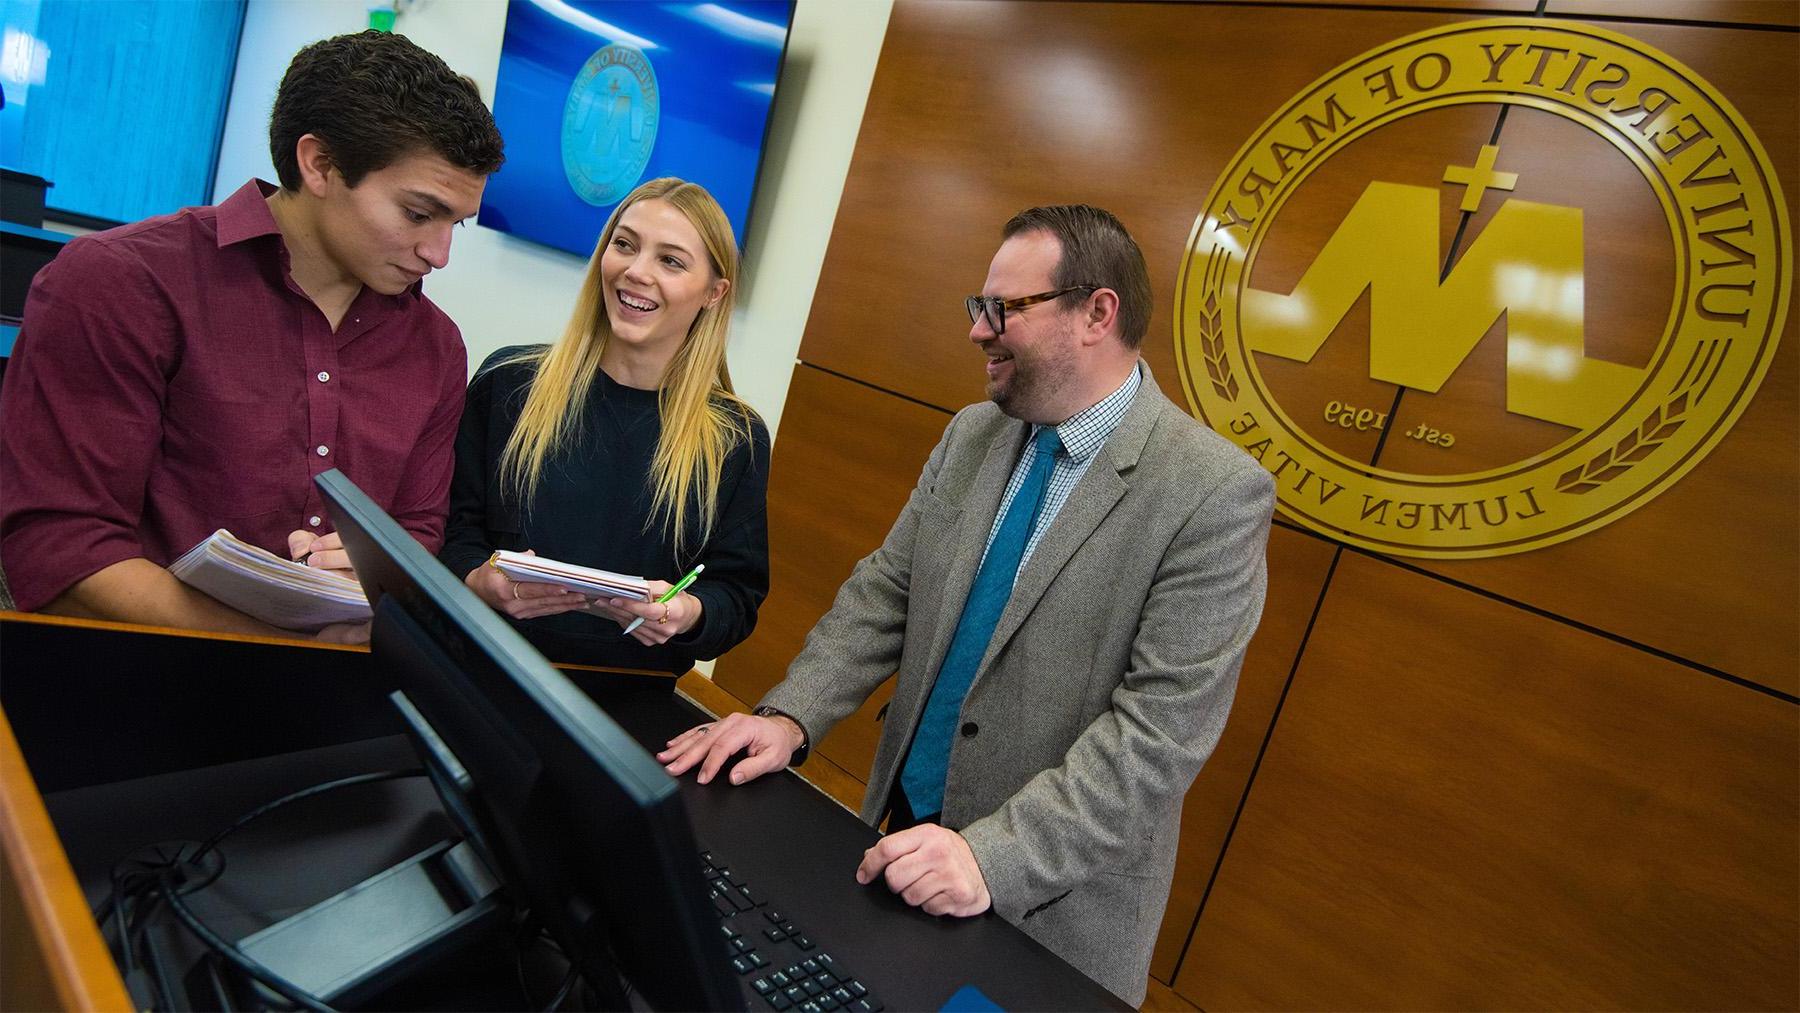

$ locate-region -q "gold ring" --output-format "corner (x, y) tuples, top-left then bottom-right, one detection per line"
(657, 602), (670, 624)
(511, 581), (522, 601)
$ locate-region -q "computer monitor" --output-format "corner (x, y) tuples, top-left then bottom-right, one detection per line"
(316, 468), (742, 1011)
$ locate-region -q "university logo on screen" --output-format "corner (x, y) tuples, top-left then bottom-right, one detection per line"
(1176, 19), (1789, 558)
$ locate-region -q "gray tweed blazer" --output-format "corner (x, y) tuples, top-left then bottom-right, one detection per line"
(760, 363), (1274, 1004)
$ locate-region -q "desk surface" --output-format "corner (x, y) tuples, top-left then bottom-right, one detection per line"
(1, 613), (1126, 1011)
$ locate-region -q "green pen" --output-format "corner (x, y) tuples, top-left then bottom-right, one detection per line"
(622, 563), (705, 635)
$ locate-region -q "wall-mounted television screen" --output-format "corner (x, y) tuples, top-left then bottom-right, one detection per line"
(478, 0), (795, 258)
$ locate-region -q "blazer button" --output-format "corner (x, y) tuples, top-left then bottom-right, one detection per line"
(960, 722), (979, 737)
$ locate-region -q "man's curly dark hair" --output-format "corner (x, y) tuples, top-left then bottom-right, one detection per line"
(269, 30), (504, 190)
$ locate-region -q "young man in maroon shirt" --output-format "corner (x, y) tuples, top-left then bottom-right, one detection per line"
(0, 31), (504, 640)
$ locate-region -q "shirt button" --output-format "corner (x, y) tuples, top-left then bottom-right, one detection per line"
(961, 722), (979, 737)
(316, 445), (329, 457)
(317, 371), (330, 383)
(308, 516), (322, 527)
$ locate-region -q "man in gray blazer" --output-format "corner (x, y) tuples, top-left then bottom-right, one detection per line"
(660, 205), (1275, 1005)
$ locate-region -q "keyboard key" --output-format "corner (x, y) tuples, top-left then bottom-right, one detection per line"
(733, 937), (754, 953)
(712, 893), (737, 918)
(766, 993), (792, 1012)
(816, 953), (836, 967)
(764, 927), (788, 943)
(831, 987), (854, 1004)
(784, 986), (808, 1004)
(845, 980), (867, 998)
(752, 978), (775, 995)
(749, 952), (770, 969)
(803, 980), (824, 997)
(765, 910), (786, 923)
(795, 935), (817, 951)
(728, 890), (755, 912)
(770, 972), (792, 988)
(785, 964), (805, 980)
(817, 997), (840, 1011)
(800, 959), (820, 976)
(812, 972), (838, 989)
(732, 956), (754, 975)
(799, 1003), (821, 1013)
(738, 883), (759, 906)
(781, 922), (800, 935)
(853, 1001), (882, 1013)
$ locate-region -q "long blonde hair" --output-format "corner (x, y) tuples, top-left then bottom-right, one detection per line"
(495, 178), (757, 556)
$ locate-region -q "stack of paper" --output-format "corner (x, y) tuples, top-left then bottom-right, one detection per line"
(489, 550), (650, 601)
(169, 529), (370, 632)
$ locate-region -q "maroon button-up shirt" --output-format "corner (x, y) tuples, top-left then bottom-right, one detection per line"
(0, 180), (467, 612)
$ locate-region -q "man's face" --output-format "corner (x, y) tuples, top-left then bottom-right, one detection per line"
(972, 230), (1083, 423)
(314, 150), (487, 296)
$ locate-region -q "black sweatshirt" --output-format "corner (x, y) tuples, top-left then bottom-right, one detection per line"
(440, 346), (770, 674)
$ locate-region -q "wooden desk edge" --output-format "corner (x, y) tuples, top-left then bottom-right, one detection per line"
(0, 612), (680, 682)
(0, 608), (366, 653)
(0, 708), (133, 1011)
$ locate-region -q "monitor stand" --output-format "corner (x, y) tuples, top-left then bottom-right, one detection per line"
(186, 837), (509, 1010)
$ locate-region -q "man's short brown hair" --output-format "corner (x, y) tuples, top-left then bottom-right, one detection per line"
(269, 30), (504, 190)
(1002, 205), (1153, 349)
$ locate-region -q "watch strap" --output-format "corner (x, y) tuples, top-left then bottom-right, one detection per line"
(752, 705), (810, 766)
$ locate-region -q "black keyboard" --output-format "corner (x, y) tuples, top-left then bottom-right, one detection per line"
(700, 849), (885, 1013)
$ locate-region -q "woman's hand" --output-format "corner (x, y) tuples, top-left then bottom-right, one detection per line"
(464, 550), (589, 620)
(585, 578), (704, 646)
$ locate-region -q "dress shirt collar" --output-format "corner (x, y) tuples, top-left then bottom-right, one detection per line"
(215, 178), (423, 306)
(1031, 361), (1144, 463)
(214, 179), (284, 248)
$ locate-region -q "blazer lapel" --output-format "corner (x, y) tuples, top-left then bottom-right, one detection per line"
(976, 364), (1166, 676)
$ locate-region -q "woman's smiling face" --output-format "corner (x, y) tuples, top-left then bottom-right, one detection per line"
(599, 197), (727, 355)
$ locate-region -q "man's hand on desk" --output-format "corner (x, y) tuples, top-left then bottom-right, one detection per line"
(287, 530), (357, 577)
(658, 712), (803, 785)
(857, 825), (991, 918)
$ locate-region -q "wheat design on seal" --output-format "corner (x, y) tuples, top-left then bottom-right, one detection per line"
(1556, 339), (1733, 495)
(1198, 247), (1238, 402)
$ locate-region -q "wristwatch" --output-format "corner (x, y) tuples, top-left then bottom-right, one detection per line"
(752, 705), (810, 766)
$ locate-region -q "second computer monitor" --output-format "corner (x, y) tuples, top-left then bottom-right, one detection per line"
(318, 468), (743, 1011)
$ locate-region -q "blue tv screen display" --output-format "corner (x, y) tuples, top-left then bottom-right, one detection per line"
(479, 0), (794, 258)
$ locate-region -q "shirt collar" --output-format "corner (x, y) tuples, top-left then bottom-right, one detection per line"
(1032, 361), (1143, 463)
(214, 178), (424, 307)
(214, 179), (284, 248)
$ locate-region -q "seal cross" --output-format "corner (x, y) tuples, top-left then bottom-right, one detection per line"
(1442, 144), (1519, 213)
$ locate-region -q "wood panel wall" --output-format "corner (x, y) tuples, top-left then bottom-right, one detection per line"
(713, 1), (1799, 1007)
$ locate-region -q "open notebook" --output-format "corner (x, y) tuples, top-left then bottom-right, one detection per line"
(169, 529), (371, 632)
(487, 550), (651, 601)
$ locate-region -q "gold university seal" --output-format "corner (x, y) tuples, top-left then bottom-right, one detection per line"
(1177, 19), (1789, 557)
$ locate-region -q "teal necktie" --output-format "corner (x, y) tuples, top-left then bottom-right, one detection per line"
(899, 427), (1062, 818)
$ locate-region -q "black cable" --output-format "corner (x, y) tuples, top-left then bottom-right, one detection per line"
(93, 769), (423, 1010)
(109, 865), (135, 971)
(98, 770), (423, 931)
(192, 768), (425, 865)
(137, 919), (181, 1013)
(542, 965), (577, 1012)
(158, 877), (336, 1012)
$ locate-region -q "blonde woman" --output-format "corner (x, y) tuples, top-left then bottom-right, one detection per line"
(440, 178), (769, 674)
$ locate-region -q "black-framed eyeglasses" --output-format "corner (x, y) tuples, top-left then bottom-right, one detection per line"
(965, 285), (1098, 335)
